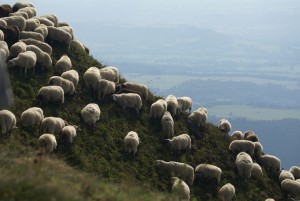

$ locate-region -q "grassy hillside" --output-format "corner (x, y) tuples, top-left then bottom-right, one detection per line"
(1, 38), (285, 200)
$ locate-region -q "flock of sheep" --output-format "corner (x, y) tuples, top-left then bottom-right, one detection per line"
(1, 2), (300, 201)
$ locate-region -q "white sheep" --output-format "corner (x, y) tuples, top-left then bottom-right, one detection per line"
(0, 109), (16, 135)
(218, 183), (235, 201)
(218, 118), (232, 134)
(96, 79), (116, 100)
(38, 133), (57, 154)
(235, 152), (253, 181)
(58, 26), (74, 40)
(8, 50), (37, 77)
(17, 7), (36, 18)
(57, 22), (70, 27)
(48, 76), (76, 95)
(61, 125), (78, 145)
(188, 107), (207, 128)
(154, 160), (194, 186)
(12, 1), (35, 12)
(122, 82), (148, 101)
(0, 30), (3, 41)
(229, 140), (255, 156)
(112, 93), (142, 114)
(55, 54), (72, 75)
(40, 14), (58, 27)
(9, 41), (27, 58)
(81, 103), (101, 131)
(258, 154), (281, 172)
(251, 162), (263, 177)
(20, 31), (44, 42)
(254, 141), (263, 158)
(36, 86), (64, 106)
(61, 70), (79, 86)
(124, 131), (140, 159)
(265, 199), (275, 201)
(279, 170), (295, 183)
(21, 107), (44, 128)
(194, 163), (222, 185)
(290, 166), (300, 179)
(165, 134), (191, 154)
(34, 16), (54, 27)
(47, 26), (72, 48)
(21, 38), (52, 55)
(0, 19), (7, 27)
(2, 16), (26, 31)
(171, 177), (190, 201)
(71, 40), (89, 54)
(34, 24), (48, 38)
(83, 67), (101, 97)
(40, 117), (68, 135)
(25, 18), (40, 31)
(281, 179), (300, 199)
(26, 44), (52, 70)
(103, 66), (119, 81)
(149, 99), (167, 119)
(161, 111), (174, 139)
(165, 95), (178, 116)
(177, 96), (192, 114)
(9, 11), (29, 19)
(230, 130), (244, 141)
(99, 67), (119, 82)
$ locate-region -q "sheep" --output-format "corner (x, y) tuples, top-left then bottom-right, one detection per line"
(20, 107), (44, 129)
(0, 4), (12, 17)
(9, 11), (29, 19)
(38, 133), (57, 154)
(36, 86), (64, 106)
(0, 25), (20, 47)
(177, 96), (192, 114)
(122, 82), (148, 101)
(33, 16), (54, 27)
(18, 7), (36, 18)
(228, 140), (255, 156)
(20, 31), (44, 42)
(26, 44), (52, 70)
(194, 163), (222, 186)
(230, 130), (244, 141)
(124, 131), (140, 160)
(47, 26), (72, 48)
(154, 160), (194, 186)
(0, 19), (7, 27)
(2, 16), (26, 31)
(279, 170), (295, 183)
(149, 99), (167, 119)
(21, 38), (52, 55)
(40, 14), (58, 27)
(83, 66), (101, 97)
(112, 93), (142, 114)
(165, 134), (191, 154)
(34, 24), (48, 38)
(244, 130), (259, 142)
(0, 41), (9, 61)
(55, 54), (72, 75)
(48, 76), (76, 95)
(81, 103), (101, 131)
(8, 50), (37, 77)
(258, 154), (281, 172)
(281, 179), (300, 199)
(25, 18), (40, 31)
(40, 117), (68, 135)
(161, 111), (174, 139)
(0, 109), (16, 135)
(218, 118), (232, 134)
(254, 141), (263, 158)
(251, 162), (263, 177)
(58, 26), (74, 39)
(99, 67), (119, 82)
(187, 108), (207, 129)
(12, 1), (35, 12)
(61, 125), (78, 145)
(165, 95), (178, 116)
(290, 166), (300, 179)
(235, 152), (253, 181)
(171, 177), (190, 201)
(9, 41), (26, 58)
(61, 70), (79, 86)
(57, 22), (70, 27)
(71, 39), (89, 54)
(96, 79), (116, 100)
(218, 183), (235, 201)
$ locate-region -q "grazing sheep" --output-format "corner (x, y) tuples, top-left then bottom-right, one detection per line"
(61, 125), (78, 145)
(290, 166), (300, 179)
(8, 50), (37, 77)
(34, 24), (48, 38)
(12, 1), (35, 12)
(235, 152), (253, 181)
(218, 183), (235, 201)
(47, 26), (72, 48)
(165, 134), (191, 154)
(34, 16), (54, 27)
(177, 96), (193, 114)
(21, 107), (44, 128)
(57, 22), (70, 27)
(36, 86), (64, 106)
(25, 18), (40, 31)
(2, 16), (26, 31)
(26, 44), (52, 70)
(83, 67), (101, 97)
(9, 41), (26, 58)
(112, 93), (142, 114)
(194, 163), (222, 185)
(229, 140), (255, 156)
(254, 141), (263, 158)
(281, 179), (300, 199)
(38, 133), (57, 154)
(40, 14), (58, 27)
(71, 39), (89, 54)
(81, 103), (101, 131)
(251, 162), (263, 177)
(171, 177), (190, 201)
(61, 70), (79, 86)
(41, 117), (68, 135)
(18, 7), (36, 18)
(58, 26), (74, 39)
(55, 54), (72, 75)
(96, 79), (116, 100)
(230, 130), (244, 141)
(9, 11), (29, 19)
(244, 130), (259, 142)
(0, 25), (20, 47)
(149, 99), (167, 119)
(99, 67), (119, 82)
(218, 118), (232, 134)
(258, 154), (281, 172)
(121, 82), (148, 101)
(48, 76), (76, 95)
(154, 160), (194, 186)
(188, 107), (207, 129)
(279, 170), (295, 183)
(21, 38), (52, 55)
(20, 31), (44, 42)
(0, 109), (16, 135)
(161, 111), (174, 139)
(165, 95), (178, 116)
(0, 4), (12, 17)
(124, 131), (140, 159)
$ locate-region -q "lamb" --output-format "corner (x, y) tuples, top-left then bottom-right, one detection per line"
(258, 154), (281, 172)
(38, 133), (57, 154)
(40, 117), (68, 135)
(21, 38), (52, 55)
(0, 109), (16, 135)
(36, 86), (64, 106)
(81, 103), (101, 131)
(290, 166), (300, 179)
(18, 7), (36, 18)
(2, 16), (26, 31)
(154, 160), (194, 186)
(165, 134), (191, 154)
(26, 44), (52, 70)
(218, 118), (232, 134)
(177, 96), (193, 114)
(124, 131), (140, 160)
(96, 79), (116, 100)
(188, 107), (207, 128)
(12, 2), (35, 12)
(165, 95), (178, 116)
(161, 111), (174, 139)
(235, 152), (253, 181)
(55, 54), (72, 75)
(218, 183), (235, 201)
(229, 140), (255, 156)
(8, 50), (37, 77)
(20, 31), (44, 42)
(121, 82), (148, 101)
(9, 41), (26, 58)
(48, 76), (76, 95)
(61, 125), (78, 145)
(99, 66), (119, 82)
(230, 130), (244, 141)
(281, 179), (300, 199)
(194, 163), (222, 185)
(61, 70), (79, 86)
(171, 177), (190, 201)
(244, 130), (259, 142)
(112, 93), (142, 114)
(251, 162), (263, 177)
(279, 170), (295, 183)
(34, 24), (48, 38)
(47, 26), (72, 48)
(83, 67), (101, 97)
(24, 18), (40, 31)
(149, 99), (167, 119)
(21, 107), (44, 129)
